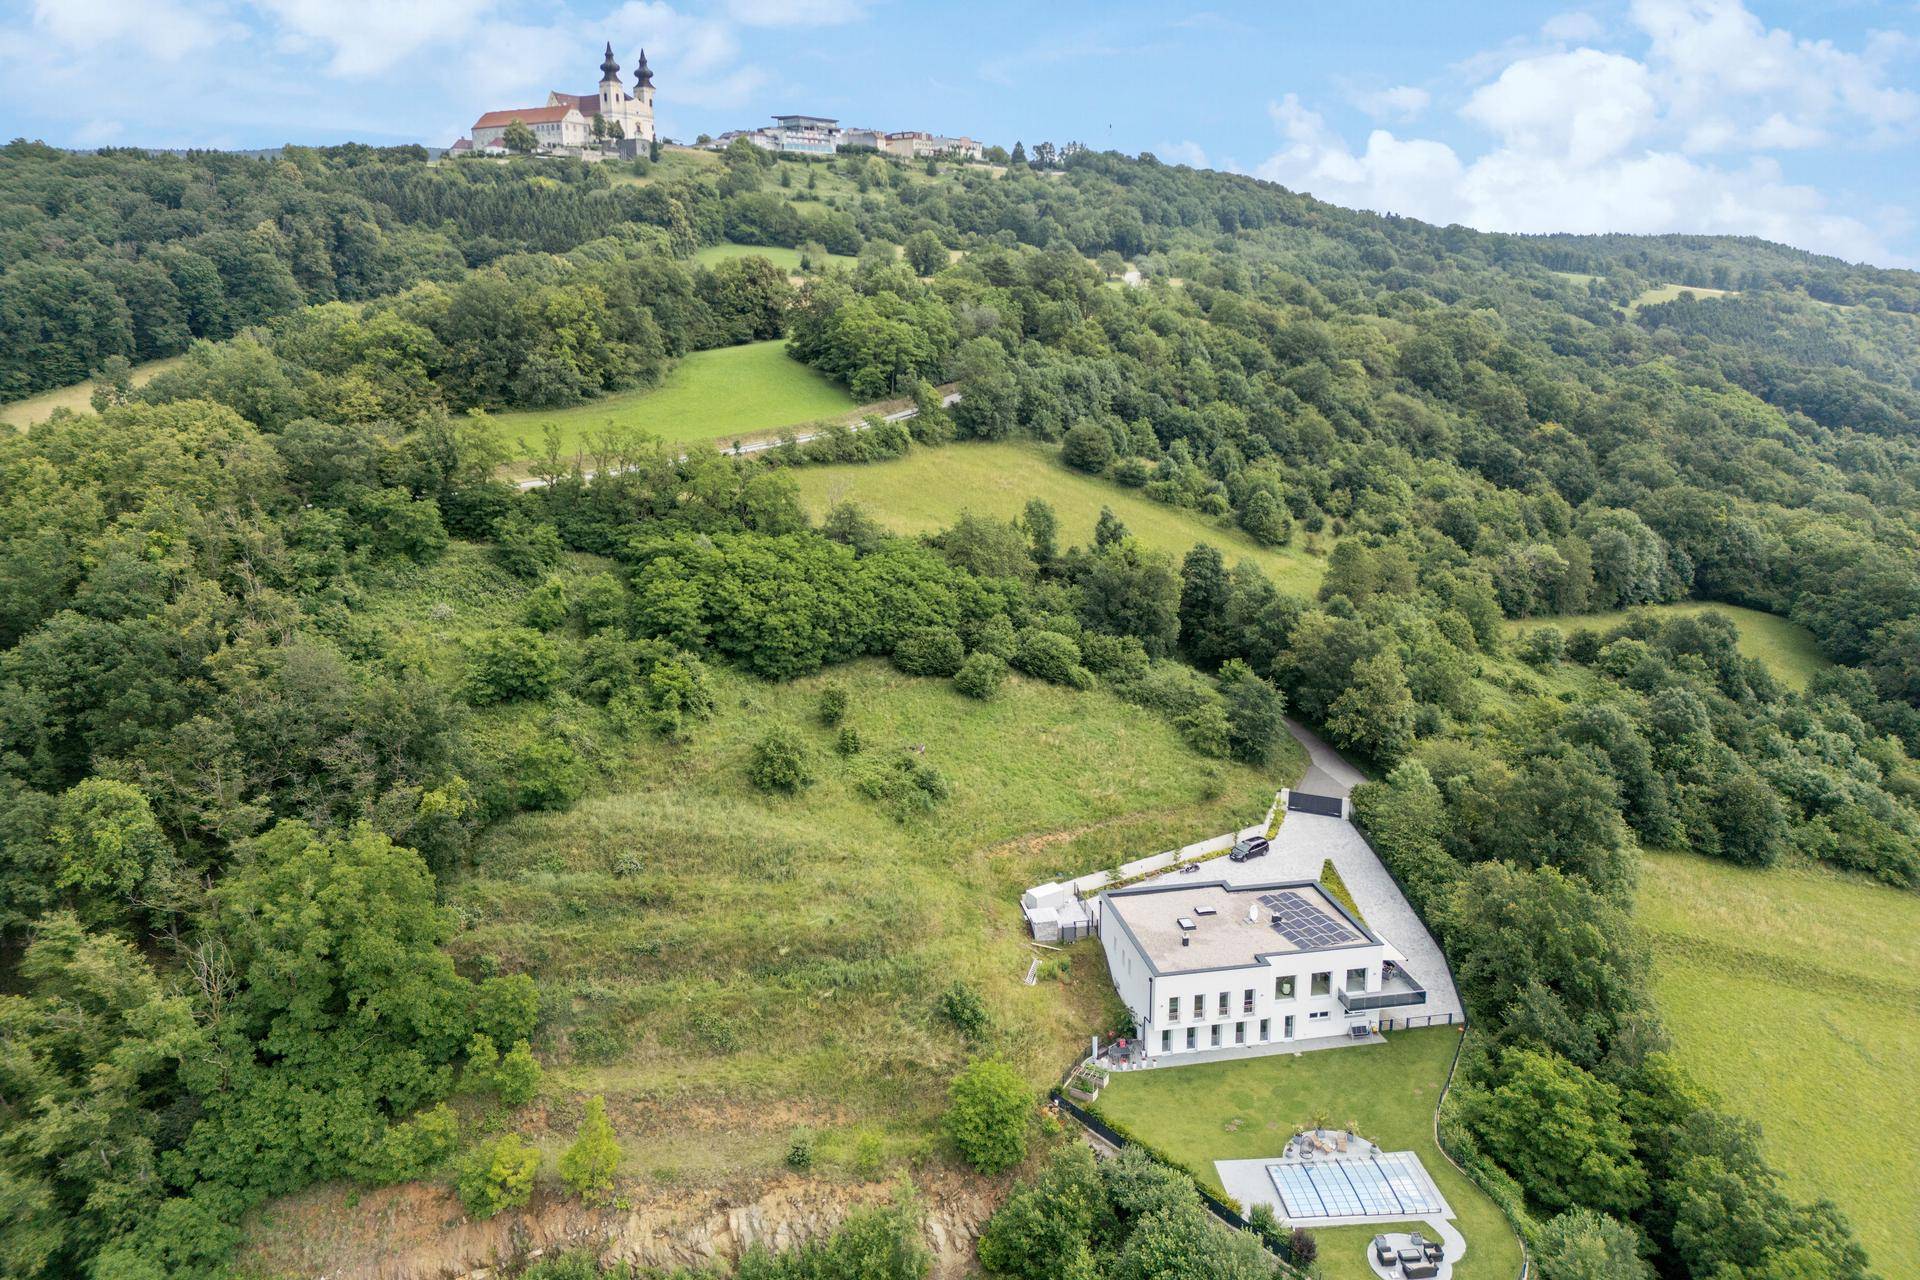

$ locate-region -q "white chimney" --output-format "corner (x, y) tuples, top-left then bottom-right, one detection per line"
(1248, 903), (1258, 923)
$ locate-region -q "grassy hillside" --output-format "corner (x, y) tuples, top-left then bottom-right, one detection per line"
(1639, 851), (1920, 1278)
(483, 338), (858, 462)
(0, 355), (183, 429)
(1097, 1029), (1522, 1280)
(792, 442), (1330, 596)
(352, 543), (1305, 1185)
(1628, 283), (1739, 311)
(1506, 602), (1830, 690)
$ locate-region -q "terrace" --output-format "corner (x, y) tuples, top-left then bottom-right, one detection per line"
(1340, 963), (1428, 1013)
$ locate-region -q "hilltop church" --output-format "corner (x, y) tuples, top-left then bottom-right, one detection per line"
(465, 44), (656, 154)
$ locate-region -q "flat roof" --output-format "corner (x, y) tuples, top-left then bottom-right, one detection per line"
(1103, 880), (1376, 974)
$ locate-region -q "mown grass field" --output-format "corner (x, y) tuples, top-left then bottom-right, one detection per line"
(1638, 851), (1920, 1278)
(1628, 282), (1739, 311)
(792, 442), (1330, 596)
(482, 338), (858, 463)
(1, 355), (184, 429)
(690, 242), (857, 272)
(348, 542), (1307, 1187)
(1506, 602), (1830, 691)
(1097, 1029), (1522, 1280)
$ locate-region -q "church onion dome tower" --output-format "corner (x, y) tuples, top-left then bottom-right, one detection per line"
(600, 41), (621, 83)
(635, 48), (654, 92)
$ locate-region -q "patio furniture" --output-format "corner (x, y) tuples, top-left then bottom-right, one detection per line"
(1337, 1132), (1349, 1152)
(1399, 1248), (1426, 1267)
(1373, 1236), (1395, 1264)
(1424, 1243), (1445, 1263)
(1404, 1261), (1439, 1279)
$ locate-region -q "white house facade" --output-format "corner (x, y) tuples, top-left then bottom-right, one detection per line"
(466, 43), (655, 152)
(1098, 880), (1428, 1060)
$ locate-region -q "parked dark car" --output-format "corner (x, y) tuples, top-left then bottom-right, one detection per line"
(1228, 836), (1269, 862)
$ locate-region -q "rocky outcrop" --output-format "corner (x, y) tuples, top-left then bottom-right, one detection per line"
(243, 1172), (996, 1279)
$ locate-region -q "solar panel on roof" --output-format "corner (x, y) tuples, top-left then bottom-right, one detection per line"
(1265, 889), (1360, 949)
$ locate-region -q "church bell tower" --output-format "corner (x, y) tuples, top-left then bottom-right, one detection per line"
(598, 42), (623, 119)
(632, 48), (657, 142)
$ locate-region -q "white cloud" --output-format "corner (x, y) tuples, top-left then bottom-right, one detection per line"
(1351, 84), (1431, 122)
(1253, 0), (1918, 265)
(33, 0), (235, 61)
(255, 0), (498, 77)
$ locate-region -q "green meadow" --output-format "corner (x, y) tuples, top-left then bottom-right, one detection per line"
(1507, 602), (1830, 690)
(690, 242), (857, 272)
(1638, 850), (1920, 1278)
(1, 355), (184, 429)
(1097, 1029), (1523, 1280)
(792, 441), (1330, 596)
(482, 338), (858, 462)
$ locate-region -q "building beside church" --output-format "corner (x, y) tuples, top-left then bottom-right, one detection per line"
(467, 43), (656, 153)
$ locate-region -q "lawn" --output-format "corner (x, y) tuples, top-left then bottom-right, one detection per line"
(792, 441), (1330, 596)
(691, 242), (857, 272)
(342, 542), (1307, 1189)
(1627, 282), (1739, 312)
(1, 355), (184, 429)
(1096, 1029), (1523, 1280)
(1505, 602), (1830, 691)
(482, 338), (858, 462)
(1639, 850), (1920, 1278)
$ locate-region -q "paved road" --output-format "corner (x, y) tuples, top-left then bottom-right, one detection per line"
(514, 391), (960, 491)
(1286, 715), (1368, 798)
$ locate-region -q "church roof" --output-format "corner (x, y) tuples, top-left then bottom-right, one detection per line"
(635, 48), (654, 89)
(600, 41), (620, 79)
(552, 92), (603, 115)
(473, 105), (578, 128)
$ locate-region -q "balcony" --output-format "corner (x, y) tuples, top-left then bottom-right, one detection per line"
(1338, 967), (1428, 1012)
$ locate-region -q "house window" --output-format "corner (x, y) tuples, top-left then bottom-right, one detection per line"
(1235, 1021), (1246, 1044)
(1217, 991), (1229, 1016)
(1259, 1018), (1270, 1041)
(1310, 1010), (1330, 1021)
(1275, 975), (1295, 1000)
(1168, 995), (1180, 1022)
(1210, 1024), (1222, 1047)
(1243, 988), (1255, 1014)
(1283, 1015), (1294, 1039)
(1311, 971), (1332, 997)
(1186, 1027), (1197, 1049)
(1347, 967), (1369, 993)
(1161, 1030), (1171, 1052)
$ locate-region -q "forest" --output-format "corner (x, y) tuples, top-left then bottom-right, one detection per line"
(2, 133), (1918, 1280)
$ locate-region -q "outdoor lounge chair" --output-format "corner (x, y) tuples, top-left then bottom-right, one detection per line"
(1404, 1261), (1439, 1279)
(1374, 1237), (1395, 1264)
(1424, 1243), (1445, 1262)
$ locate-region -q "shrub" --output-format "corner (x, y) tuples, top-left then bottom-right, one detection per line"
(494, 509), (565, 579)
(1288, 1226), (1318, 1265)
(836, 724), (863, 755)
(573, 572), (627, 632)
(522, 576), (572, 631)
(749, 724), (815, 793)
(1012, 629), (1086, 686)
(363, 1103), (460, 1184)
(945, 1058), (1031, 1173)
(856, 752), (951, 820)
(466, 628), (564, 704)
(1113, 456), (1152, 487)
(473, 973), (541, 1046)
(560, 1095), (621, 1206)
(1062, 422), (1114, 473)
(514, 737), (586, 811)
(851, 1129), (886, 1178)
(817, 682), (849, 725)
(786, 1126), (816, 1171)
(456, 1134), (541, 1219)
(954, 651), (1007, 700)
(1173, 699), (1231, 757)
(493, 1038), (543, 1106)
(1519, 626), (1567, 667)
(938, 981), (990, 1039)
(892, 626), (966, 677)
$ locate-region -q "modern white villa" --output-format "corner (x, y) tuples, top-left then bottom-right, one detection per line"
(1098, 879), (1430, 1059)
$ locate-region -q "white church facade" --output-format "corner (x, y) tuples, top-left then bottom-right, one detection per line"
(467, 44), (656, 153)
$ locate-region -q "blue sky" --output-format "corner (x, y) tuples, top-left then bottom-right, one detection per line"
(4, 0), (1918, 265)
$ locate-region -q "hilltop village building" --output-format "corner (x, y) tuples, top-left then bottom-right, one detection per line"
(719, 118), (984, 160)
(467, 43), (656, 153)
(1098, 880), (1429, 1057)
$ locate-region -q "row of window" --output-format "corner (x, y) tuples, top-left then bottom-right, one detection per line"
(1164, 968), (1368, 1022)
(1159, 1010), (1335, 1052)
